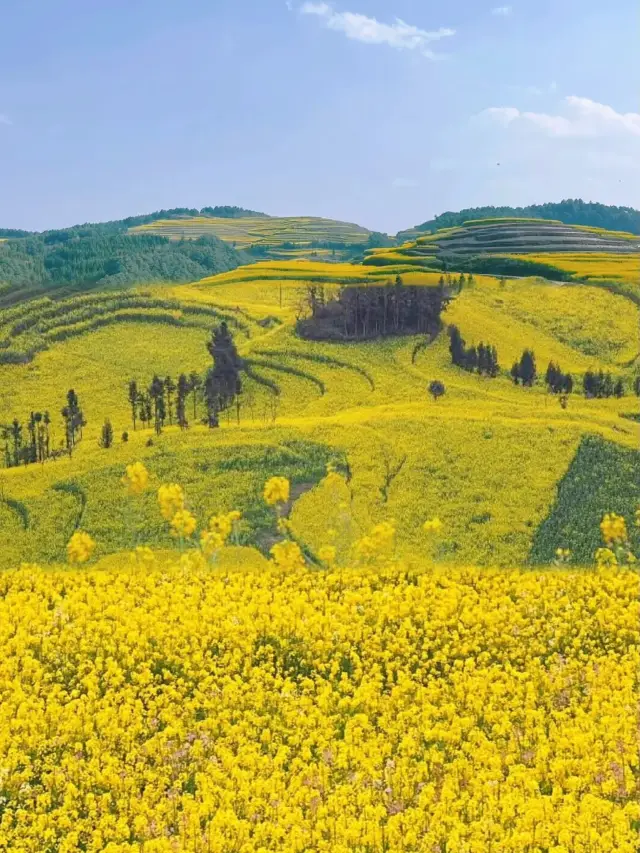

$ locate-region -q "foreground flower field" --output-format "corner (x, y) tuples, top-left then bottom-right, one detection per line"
(0, 561), (638, 852)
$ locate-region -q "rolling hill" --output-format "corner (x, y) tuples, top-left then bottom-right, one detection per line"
(1, 250), (638, 571)
(129, 214), (377, 261)
(398, 198), (640, 241)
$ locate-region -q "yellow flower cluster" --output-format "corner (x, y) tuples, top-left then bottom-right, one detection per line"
(354, 520), (396, 561)
(600, 512), (628, 546)
(0, 562), (637, 851)
(423, 517), (443, 534)
(201, 510), (242, 558)
(263, 476), (290, 507)
(66, 530), (96, 564)
(121, 461), (149, 495)
(170, 507), (197, 539)
(157, 483), (186, 521)
(269, 539), (305, 571)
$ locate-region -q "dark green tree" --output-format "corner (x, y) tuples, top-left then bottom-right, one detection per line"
(519, 350), (536, 387)
(128, 380), (139, 430)
(428, 380), (446, 401)
(100, 419), (114, 448)
(205, 323), (243, 428)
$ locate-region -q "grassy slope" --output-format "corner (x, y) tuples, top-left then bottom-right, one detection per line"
(0, 260), (638, 569)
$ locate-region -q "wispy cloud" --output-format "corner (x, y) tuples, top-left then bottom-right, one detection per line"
(299, 3), (455, 58)
(0, 114), (12, 126)
(491, 5), (512, 15)
(479, 97), (640, 138)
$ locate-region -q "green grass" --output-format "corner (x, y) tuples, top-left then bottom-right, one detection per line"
(528, 435), (640, 565)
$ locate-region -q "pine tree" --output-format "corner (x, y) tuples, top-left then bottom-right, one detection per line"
(477, 343), (487, 375)
(613, 379), (624, 398)
(149, 376), (165, 435)
(177, 374), (190, 429)
(189, 373), (202, 421)
(511, 361), (520, 385)
(490, 346), (499, 377)
(61, 390), (83, 453)
(448, 325), (466, 367)
(164, 376), (176, 426)
(583, 371), (594, 397)
(100, 419), (114, 448)
(128, 380), (139, 430)
(205, 323), (243, 428)
(519, 350), (536, 387)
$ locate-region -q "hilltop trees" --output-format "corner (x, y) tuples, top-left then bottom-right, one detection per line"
(298, 281), (450, 341)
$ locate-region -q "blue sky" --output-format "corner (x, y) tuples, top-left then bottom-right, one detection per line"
(0, 0), (638, 234)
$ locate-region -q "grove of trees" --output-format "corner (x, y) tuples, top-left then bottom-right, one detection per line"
(298, 279), (450, 341)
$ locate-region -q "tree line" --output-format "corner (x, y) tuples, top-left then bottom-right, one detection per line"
(448, 325), (499, 376)
(447, 330), (636, 399)
(126, 322), (244, 435)
(2, 390), (85, 468)
(408, 199), (640, 237)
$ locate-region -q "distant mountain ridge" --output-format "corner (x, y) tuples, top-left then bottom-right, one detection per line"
(398, 200), (640, 241)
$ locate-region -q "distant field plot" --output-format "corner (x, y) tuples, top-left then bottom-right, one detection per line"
(530, 435), (640, 564)
(447, 277), (640, 367)
(130, 215), (372, 247)
(509, 252), (640, 282)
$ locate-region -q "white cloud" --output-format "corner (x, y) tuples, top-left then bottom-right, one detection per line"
(299, 3), (455, 58)
(491, 5), (512, 15)
(0, 114), (12, 126)
(479, 96), (640, 138)
(392, 177), (419, 189)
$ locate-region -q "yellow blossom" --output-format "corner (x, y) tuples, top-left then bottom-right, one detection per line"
(263, 476), (290, 507)
(270, 539), (305, 570)
(157, 484), (185, 522)
(595, 547), (617, 568)
(66, 530), (96, 564)
(600, 512), (627, 545)
(170, 508), (197, 539)
(318, 545), (337, 566)
(423, 517), (443, 534)
(121, 461), (149, 495)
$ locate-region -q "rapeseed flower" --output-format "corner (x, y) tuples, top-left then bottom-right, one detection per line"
(270, 539), (305, 570)
(158, 483), (185, 521)
(263, 476), (290, 507)
(121, 461), (149, 495)
(66, 530), (96, 564)
(170, 508), (197, 539)
(600, 512), (627, 546)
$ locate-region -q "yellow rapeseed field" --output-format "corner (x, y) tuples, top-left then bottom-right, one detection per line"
(0, 558), (638, 852)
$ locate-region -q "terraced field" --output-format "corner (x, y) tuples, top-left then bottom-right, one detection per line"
(130, 215), (372, 248)
(1, 259), (637, 571)
(367, 218), (640, 269)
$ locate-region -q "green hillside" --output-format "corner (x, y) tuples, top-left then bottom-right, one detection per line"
(0, 207), (266, 305)
(398, 199), (640, 241)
